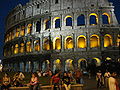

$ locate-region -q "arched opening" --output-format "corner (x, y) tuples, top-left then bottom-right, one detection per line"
(104, 34), (112, 47)
(45, 19), (51, 30)
(34, 40), (40, 51)
(36, 21), (41, 32)
(65, 16), (72, 26)
(11, 31), (14, 40)
(65, 59), (74, 71)
(16, 28), (20, 37)
(27, 24), (32, 34)
(77, 14), (85, 26)
(78, 59), (87, 71)
(53, 59), (61, 73)
(14, 44), (19, 54)
(20, 43), (24, 53)
(54, 17), (60, 28)
(89, 13), (98, 25)
(90, 35), (100, 48)
(42, 60), (50, 72)
(65, 36), (73, 49)
(92, 58), (101, 66)
(20, 26), (25, 36)
(102, 13), (110, 24)
(53, 37), (61, 50)
(77, 35), (86, 48)
(43, 38), (50, 50)
(26, 41), (32, 52)
(117, 35), (120, 47)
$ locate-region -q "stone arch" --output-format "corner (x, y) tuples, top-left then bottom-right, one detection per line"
(105, 57), (112, 61)
(65, 59), (74, 71)
(26, 41), (32, 52)
(77, 35), (86, 48)
(77, 14), (85, 26)
(42, 60), (50, 72)
(54, 17), (60, 28)
(44, 19), (51, 30)
(20, 26), (25, 36)
(20, 43), (24, 53)
(27, 24), (32, 34)
(43, 38), (50, 50)
(34, 39), (40, 51)
(65, 36), (73, 49)
(104, 34), (113, 47)
(117, 35), (120, 47)
(65, 16), (72, 26)
(53, 59), (61, 73)
(92, 58), (101, 66)
(78, 58), (87, 71)
(53, 37), (61, 50)
(14, 44), (19, 54)
(90, 34), (100, 48)
(89, 13), (98, 25)
(102, 13), (110, 24)
(36, 21), (41, 32)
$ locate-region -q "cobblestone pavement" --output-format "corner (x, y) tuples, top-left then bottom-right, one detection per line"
(83, 76), (109, 90)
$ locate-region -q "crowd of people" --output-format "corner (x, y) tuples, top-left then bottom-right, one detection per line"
(96, 70), (120, 90)
(0, 69), (119, 90)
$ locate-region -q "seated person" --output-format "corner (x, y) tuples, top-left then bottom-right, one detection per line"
(1, 73), (11, 90)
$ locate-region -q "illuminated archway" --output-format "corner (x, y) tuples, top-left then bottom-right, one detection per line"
(65, 36), (73, 49)
(77, 14), (85, 26)
(54, 17), (60, 28)
(92, 58), (101, 66)
(117, 35), (120, 47)
(78, 58), (87, 71)
(43, 38), (50, 50)
(20, 43), (24, 53)
(14, 44), (19, 54)
(65, 16), (72, 26)
(27, 24), (32, 34)
(77, 35), (86, 48)
(26, 41), (32, 52)
(65, 59), (74, 71)
(53, 59), (61, 72)
(104, 34), (112, 47)
(20, 26), (25, 36)
(90, 35), (100, 48)
(16, 28), (20, 37)
(42, 60), (50, 71)
(34, 40), (40, 51)
(102, 13), (110, 24)
(106, 57), (112, 61)
(89, 13), (98, 25)
(44, 19), (51, 30)
(53, 37), (61, 50)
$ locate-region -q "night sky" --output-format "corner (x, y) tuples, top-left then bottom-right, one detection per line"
(0, 0), (120, 60)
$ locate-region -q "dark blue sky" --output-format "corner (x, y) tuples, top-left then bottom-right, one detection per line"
(0, 0), (120, 60)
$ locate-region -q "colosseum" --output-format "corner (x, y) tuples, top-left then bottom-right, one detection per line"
(3, 0), (120, 72)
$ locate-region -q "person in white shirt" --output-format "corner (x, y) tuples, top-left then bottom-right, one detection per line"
(104, 71), (111, 87)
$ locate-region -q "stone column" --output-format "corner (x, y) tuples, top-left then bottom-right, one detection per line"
(61, 35), (64, 52)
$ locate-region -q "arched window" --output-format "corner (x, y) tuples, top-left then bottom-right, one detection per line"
(53, 37), (61, 50)
(55, 19), (60, 28)
(14, 44), (19, 54)
(53, 59), (61, 73)
(65, 16), (72, 26)
(104, 34), (112, 47)
(36, 21), (41, 32)
(43, 38), (50, 50)
(89, 13), (98, 25)
(20, 43), (24, 53)
(11, 31), (14, 40)
(34, 40), (40, 51)
(102, 13), (110, 24)
(27, 24), (32, 34)
(45, 19), (51, 30)
(90, 35), (100, 48)
(20, 26), (25, 36)
(65, 59), (74, 71)
(77, 35), (86, 48)
(78, 59), (87, 71)
(26, 41), (32, 52)
(65, 36), (73, 49)
(117, 35), (120, 47)
(16, 28), (20, 37)
(77, 14), (85, 26)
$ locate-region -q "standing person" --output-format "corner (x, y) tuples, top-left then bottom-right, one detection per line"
(62, 72), (71, 90)
(108, 72), (119, 90)
(104, 71), (111, 88)
(96, 70), (102, 88)
(1, 73), (11, 90)
(74, 69), (82, 84)
(51, 72), (61, 90)
(29, 72), (39, 90)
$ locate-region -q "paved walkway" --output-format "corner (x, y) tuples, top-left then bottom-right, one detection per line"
(83, 76), (109, 90)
